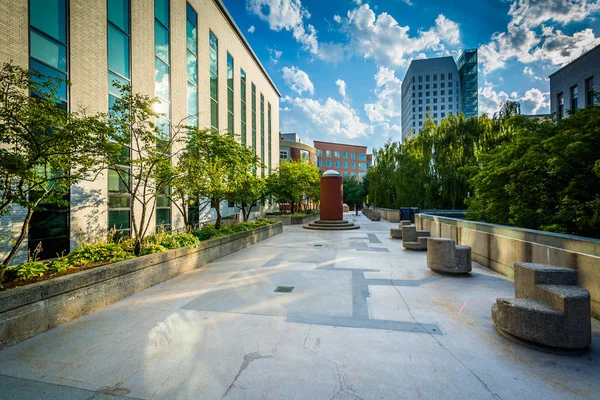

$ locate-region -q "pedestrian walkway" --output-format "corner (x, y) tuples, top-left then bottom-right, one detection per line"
(0, 214), (599, 399)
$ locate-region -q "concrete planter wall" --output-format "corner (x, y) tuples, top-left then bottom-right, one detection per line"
(372, 207), (401, 222)
(0, 222), (283, 350)
(266, 213), (319, 225)
(415, 214), (600, 319)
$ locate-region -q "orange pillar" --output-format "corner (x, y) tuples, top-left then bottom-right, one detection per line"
(320, 170), (343, 221)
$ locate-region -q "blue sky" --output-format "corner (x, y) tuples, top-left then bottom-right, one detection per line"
(222, 0), (600, 151)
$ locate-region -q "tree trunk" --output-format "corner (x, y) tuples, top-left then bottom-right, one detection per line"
(290, 201), (295, 215)
(0, 207), (35, 289)
(214, 200), (222, 229)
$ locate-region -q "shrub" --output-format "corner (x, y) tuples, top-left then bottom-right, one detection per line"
(140, 244), (166, 256)
(173, 233), (200, 248)
(118, 238), (136, 253)
(66, 242), (131, 267)
(49, 257), (71, 273)
(15, 261), (48, 280)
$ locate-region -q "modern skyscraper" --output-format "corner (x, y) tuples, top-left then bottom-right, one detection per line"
(401, 49), (478, 139)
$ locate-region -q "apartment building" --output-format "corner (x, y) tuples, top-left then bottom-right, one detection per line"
(0, 0), (280, 262)
(279, 133), (318, 166)
(313, 141), (370, 181)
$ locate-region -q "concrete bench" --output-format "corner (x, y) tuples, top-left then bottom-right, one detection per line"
(390, 220), (411, 239)
(492, 262), (591, 351)
(402, 225), (430, 251)
(426, 238), (472, 275)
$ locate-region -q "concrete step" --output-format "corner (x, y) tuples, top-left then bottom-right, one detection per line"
(403, 237), (428, 251)
(416, 230), (430, 238)
(514, 262), (579, 299)
(303, 224), (361, 231)
(314, 220), (351, 225)
(536, 284), (590, 314)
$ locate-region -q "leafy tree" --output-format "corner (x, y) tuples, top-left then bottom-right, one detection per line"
(177, 128), (260, 229)
(101, 83), (184, 255)
(267, 160), (320, 215)
(230, 174), (268, 222)
(0, 63), (109, 287)
(343, 177), (366, 209)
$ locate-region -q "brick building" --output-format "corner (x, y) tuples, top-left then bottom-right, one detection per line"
(313, 141), (371, 181)
(279, 133), (318, 166)
(0, 0), (280, 263)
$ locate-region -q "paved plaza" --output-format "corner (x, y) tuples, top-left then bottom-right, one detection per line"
(0, 214), (599, 399)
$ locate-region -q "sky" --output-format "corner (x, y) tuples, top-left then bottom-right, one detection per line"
(222, 0), (600, 152)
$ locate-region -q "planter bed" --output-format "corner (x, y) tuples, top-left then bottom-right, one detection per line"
(266, 213), (320, 225)
(0, 222), (282, 350)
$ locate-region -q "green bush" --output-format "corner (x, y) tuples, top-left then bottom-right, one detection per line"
(140, 243), (167, 255)
(49, 257), (71, 273)
(66, 242), (132, 267)
(173, 233), (200, 248)
(118, 237), (136, 253)
(192, 219), (275, 241)
(144, 232), (200, 250)
(15, 261), (48, 280)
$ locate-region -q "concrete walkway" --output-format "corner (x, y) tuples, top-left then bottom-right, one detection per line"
(0, 214), (599, 399)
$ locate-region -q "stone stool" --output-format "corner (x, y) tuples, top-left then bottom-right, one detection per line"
(492, 262), (591, 351)
(402, 225), (430, 250)
(426, 238), (472, 275)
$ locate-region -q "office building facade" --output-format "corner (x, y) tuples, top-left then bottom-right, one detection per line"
(401, 49), (478, 139)
(279, 133), (318, 166)
(313, 141), (370, 181)
(0, 0), (280, 263)
(549, 44), (599, 119)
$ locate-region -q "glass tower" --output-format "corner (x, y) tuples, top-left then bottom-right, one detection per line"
(457, 49), (478, 118)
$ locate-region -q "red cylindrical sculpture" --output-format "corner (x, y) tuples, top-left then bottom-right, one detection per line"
(320, 170), (343, 221)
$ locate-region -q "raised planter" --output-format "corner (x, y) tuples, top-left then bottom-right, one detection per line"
(266, 213), (319, 225)
(0, 222), (282, 350)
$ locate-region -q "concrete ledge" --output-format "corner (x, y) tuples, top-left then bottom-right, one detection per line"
(416, 214), (600, 319)
(0, 222), (283, 350)
(266, 213), (319, 225)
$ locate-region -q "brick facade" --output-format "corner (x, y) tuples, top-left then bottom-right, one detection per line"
(313, 141), (371, 181)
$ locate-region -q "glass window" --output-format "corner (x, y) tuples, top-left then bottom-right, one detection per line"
(186, 3), (197, 26)
(211, 99), (218, 129)
(586, 77), (595, 106)
(155, 58), (170, 100)
(155, 21), (169, 64)
(326, 160), (331, 167)
(343, 161), (348, 168)
(30, 59), (67, 100)
(335, 161), (340, 168)
(30, 0), (67, 43)
(351, 152), (356, 159)
(326, 150), (331, 157)
(334, 151), (340, 158)
(155, 0), (169, 27)
(186, 51), (197, 85)
(571, 86), (578, 112)
(448, 73), (452, 79)
(186, 20), (197, 54)
(359, 154), (366, 160)
(317, 149), (322, 156)
(30, 30), (67, 70)
(557, 92), (564, 119)
(187, 82), (198, 116)
(108, 24), (130, 78)
(108, 0), (129, 32)
(343, 171), (349, 177)
(156, 208), (171, 227)
(351, 162), (356, 169)
(109, 210), (130, 230)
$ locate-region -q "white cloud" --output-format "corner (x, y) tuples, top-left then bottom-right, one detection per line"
(523, 66), (542, 80)
(342, 5), (461, 67)
(333, 15), (342, 23)
(248, 25), (256, 33)
(335, 79), (348, 102)
(478, 83), (549, 115)
(364, 66), (403, 123)
(247, 0), (342, 62)
(509, 0), (600, 28)
(282, 66), (315, 96)
(268, 48), (283, 64)
(479, 0), (600, 74)
(283, 96), (369, 139)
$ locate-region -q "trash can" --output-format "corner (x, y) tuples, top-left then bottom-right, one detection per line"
(409, 207), (420, 223)
(400, 207), (411, 221)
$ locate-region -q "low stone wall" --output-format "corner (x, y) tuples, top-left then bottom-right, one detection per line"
(0, 222), (283, 350)
(372, 207), (401, 222)
(266, 213), (319, 225)
(415, 214), (600, 319)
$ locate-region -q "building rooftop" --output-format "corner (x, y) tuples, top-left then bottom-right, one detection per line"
(548, 43), (600, 78)
(313, 140), (368, 149)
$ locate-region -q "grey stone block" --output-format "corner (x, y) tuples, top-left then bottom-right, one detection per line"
(426, 238), (472, 275)
(492, 262), (591, 350)
(403, 237), (428, 251)
(390, 228), (402, 239)
(402, 225), (417, 242)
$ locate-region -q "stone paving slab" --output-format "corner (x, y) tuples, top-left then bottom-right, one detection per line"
(0, 213), (598, 399)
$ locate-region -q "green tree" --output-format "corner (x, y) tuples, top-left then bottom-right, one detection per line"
(267, 160), (320, 215)
(0, 63), (109, 286)
(101, 83), (184, 255)
(230, 174), (268, 222)
(177, 128), (260, 229)
(343, 177), (366, 209)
